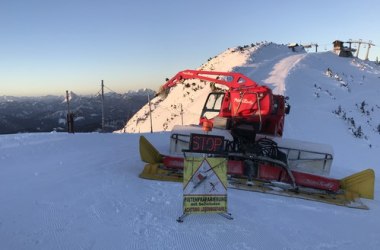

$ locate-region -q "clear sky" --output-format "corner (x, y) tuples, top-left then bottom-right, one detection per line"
(1, 0), (379, 96)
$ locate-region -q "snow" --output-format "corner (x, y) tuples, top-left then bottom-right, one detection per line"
(263, 53), (307, 95)
(1, 42), (380, 249)
(0, 132), (379, 249)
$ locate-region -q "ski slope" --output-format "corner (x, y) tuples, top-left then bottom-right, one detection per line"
(1, 43), (380, 249)
(0, 132), (379, 249)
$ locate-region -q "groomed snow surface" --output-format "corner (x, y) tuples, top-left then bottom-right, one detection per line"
(0, 132), (379, 250)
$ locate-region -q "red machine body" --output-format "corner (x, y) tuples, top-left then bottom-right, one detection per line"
(161, 70), (288, 137)
(157, 69), (339, 192)
(161, 155), (340, 192)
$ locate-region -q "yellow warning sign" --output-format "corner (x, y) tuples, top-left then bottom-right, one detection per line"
(183, 157), (227, 214)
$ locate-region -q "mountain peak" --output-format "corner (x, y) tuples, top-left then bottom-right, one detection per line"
(118, 42), (380, 160)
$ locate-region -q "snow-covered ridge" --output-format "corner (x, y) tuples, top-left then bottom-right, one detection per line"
(119, 42), (277, 133)
(118, 43), (380, 147)
(118, 41), (380, 169)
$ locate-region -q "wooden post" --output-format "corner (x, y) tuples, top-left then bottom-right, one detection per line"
(365, 41), (375, 60)
(66, 90), (70, 114)
(66, 90), (74, 133)
(180, 103), (184, 125)
(148, 94), (153, 133)
(355, 39), (362, 58)
(101, 80), (105, 132)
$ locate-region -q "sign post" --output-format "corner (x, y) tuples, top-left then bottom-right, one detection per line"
(177, 133), (233, 222)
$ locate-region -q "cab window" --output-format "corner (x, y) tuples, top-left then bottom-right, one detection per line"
(201, 93), (225, 119)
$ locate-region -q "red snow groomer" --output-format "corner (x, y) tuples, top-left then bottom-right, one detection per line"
(159, 70), (288, 137)
(139, 70), (375, 209)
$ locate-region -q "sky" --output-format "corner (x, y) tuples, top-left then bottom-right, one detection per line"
(1, 0), (379, 96)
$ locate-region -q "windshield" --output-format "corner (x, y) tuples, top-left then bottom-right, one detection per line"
(201, 93), (225, 119)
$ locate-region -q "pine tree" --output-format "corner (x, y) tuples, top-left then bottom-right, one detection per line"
(354, 126), (363, 138)
(360, 101), (367, 114)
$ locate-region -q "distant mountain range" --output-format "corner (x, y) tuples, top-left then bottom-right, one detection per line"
(0, 89), (155, 134)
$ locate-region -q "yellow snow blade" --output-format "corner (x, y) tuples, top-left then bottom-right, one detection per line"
(340, 169), (375, 200)
(139, 136), (163, 164)
(139, 136), (182, 182)
(139, 163), (183, 182)
(229, 178), (370, 209)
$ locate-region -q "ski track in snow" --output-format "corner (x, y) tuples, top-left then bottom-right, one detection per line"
(263, 53), (307, 95)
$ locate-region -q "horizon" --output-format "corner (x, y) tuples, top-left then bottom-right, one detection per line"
(1, 0), (379, 97)
(0, 87), (156, 98)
